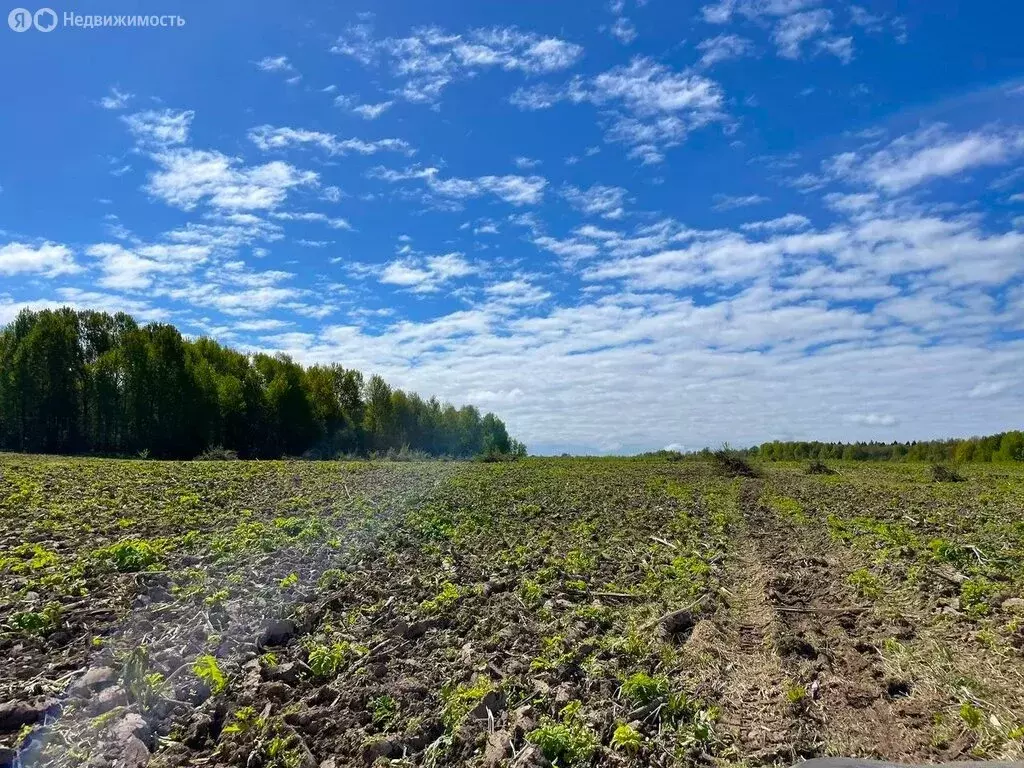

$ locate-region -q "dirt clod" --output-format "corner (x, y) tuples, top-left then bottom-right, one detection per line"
(110, 714), (152, 747)
(258, 619), (297, 648)
(0, 699), (56, 733)
(70, 667), (118, 697)
(483, 730), (511, 767)
(511, 744), (551, 767)
(116, 736), (150, 768)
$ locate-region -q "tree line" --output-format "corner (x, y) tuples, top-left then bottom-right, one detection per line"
(0, 308), (526, 460)
(749, 433), (1024, 463)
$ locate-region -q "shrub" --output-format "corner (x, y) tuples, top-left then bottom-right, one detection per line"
(383, 445), (433, 462)
(712, 448), (758, 477)
(932, 464), (965, 483)
(195, 445), (239, 461)
(806, 460), (837, 475)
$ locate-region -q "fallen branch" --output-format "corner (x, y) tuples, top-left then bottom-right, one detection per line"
(774, 605), (867, 615)
(641, 594), (709, 631)
(564, 589), (645, 601)
(649, 536), (678, 550)
(585, 591), (647, 601)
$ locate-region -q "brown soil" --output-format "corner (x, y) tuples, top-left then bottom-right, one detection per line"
(713, 480), (944, 764)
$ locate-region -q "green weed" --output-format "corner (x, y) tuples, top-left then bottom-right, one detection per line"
(193, 654), (227, 694)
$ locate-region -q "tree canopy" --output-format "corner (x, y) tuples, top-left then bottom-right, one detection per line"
(748, 434), (1024, 463)
(0, 308), (526, 460)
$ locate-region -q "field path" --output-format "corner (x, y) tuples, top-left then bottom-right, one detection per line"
(716, 477), (926, 763)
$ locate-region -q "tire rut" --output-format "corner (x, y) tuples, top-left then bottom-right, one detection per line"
(717, 478), (922, 763)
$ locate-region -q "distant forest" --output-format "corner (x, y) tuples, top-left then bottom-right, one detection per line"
(0, 308), (525, 459)
(747, 434), (1024, 463)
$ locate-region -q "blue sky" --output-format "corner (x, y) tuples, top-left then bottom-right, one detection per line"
(2, 0), (1023, 454)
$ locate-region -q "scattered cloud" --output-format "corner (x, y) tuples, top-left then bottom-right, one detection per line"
(248, 125), (413, 156)
(331, 24), (583, 104)
(352, 101), (394, 119)
(831, 124), (1024, 193)
(511, 57), (725, 163)
(845, 412), (898, 426)
(122, 109), (194, 147)
(773, 9), (831, 59)
(712, 193), (769, 210)
(255, 55), (294, 72)
(147, 149), (318, 212)
(371, 165), (547, 206)
(0, 242), (79, 277)
(485, 277), (551, 305)
(697, 34), (754, 67)
(86, 242), (209, 290)
(98, 87), (133, 110)
(968, 381), (1010, 398)
(609, 17), (637, 44)
(740, 213), (811, 231)
(378, 252), (475, 293)
(270, 211), (352, 230)
(561, 184), (628, 219)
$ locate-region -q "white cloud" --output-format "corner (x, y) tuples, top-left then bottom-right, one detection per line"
(817, 36), (854, 63)
(98, 87), (133, 110)
(352, 101), (394, 119)
(561, 184), (628, 219)
(740, 213), (811, 231)
(122, 109), (194, 147)
(712, 193), (769, 210)
(845, 413), (898, 426)
(968, 381), (1010, 399)
(255, 55), (294, 72)
(371, 165), (547, 206)
(697, 34), (754, 67)
(532, 235), (601, 262)
(147, 149), (318, 212)
(330, 25), (583, 104)
(248, 125), (413, 156)
(378, 252), (475, 293)
(0, 242), (78, 277)
(485, 278), (551, 305)
(773, 9), (832, 59)
(609, 17), (637, 44)
(234, 318), (293, 332)
(702, 2), (852, 62)
(514, 156), (541, 169)
(511, 57), (724, 162)
(270, 211), (352, 230)
(591, 58), (723, 117)
(834, 125), (1024, 193)
(86, 242), (209, 290)
(702, 0), (822, 24)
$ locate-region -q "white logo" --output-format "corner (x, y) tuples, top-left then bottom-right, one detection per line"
(8, 7), (31, 30)
(33, 6), (55, 30)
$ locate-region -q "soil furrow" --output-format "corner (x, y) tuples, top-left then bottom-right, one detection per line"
(718, 478), (926, 763)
